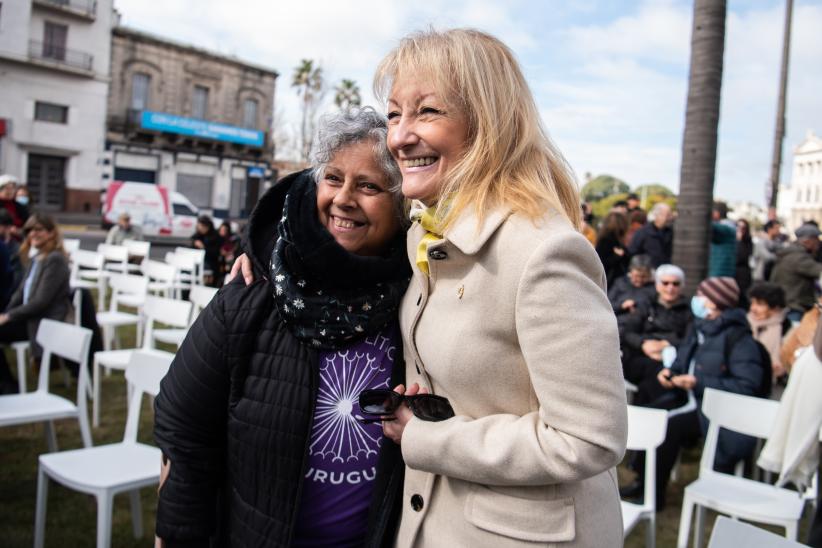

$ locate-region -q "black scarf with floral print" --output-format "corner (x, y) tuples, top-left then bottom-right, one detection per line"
(269, 174), (410, 349)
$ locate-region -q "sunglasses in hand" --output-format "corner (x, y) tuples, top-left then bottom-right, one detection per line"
(357, 388), (455, 423)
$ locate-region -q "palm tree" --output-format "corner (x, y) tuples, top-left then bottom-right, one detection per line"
(672, 0), (727, 295)
(767, 0), (794, 217)
(292, 59), (324, 161)
(334, 79), (362, 111)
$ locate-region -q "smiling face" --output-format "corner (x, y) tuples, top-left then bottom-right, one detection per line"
(27, 224), (54, 249)
(386, 78), (469, 205)
(316, 141), (400, 256)
(656, 275), (682, 304)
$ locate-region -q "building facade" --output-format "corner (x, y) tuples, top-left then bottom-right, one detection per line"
(777, 130), (822, 232)
(0, 0), (115, 212)
(106, 27), (278, 219)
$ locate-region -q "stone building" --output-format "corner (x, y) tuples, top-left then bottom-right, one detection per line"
(0, 0), (115, 212)
(777, 130), (822, 232)
(105, 27), (278, 218)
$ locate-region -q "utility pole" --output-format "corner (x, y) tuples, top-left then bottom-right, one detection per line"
(767, 0), (793, 219)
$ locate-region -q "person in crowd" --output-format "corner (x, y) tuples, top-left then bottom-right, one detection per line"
(620, 264), (691, 389)
(770, 223), (822, 323)
(580, 202), (597, 245)
(709, 201), (737, 277)
(622, 276), (764, 509)
(752, 219), (785, 281)
(190, 215), (222, 286)
(154, 107), (411, 547)
(230, 30), (629, 546)
(608, 254), (657, 321)
(780, 296), (822, 373)
(374, 28), (626, 547)
(625, 208), (647, 247)
(14, 185), (31, 209)
(628, 202), (673, 267)
(626, 192), (643, 213)
(595, 210), (629, 288)
(0, 175), (29, 238)
(0, 223), (11, 311)
(105, 212), (143, 246)
(217, 220), (241, 280)
(735, 218), (754, 302)
(0, 209), (22, 298)
(610, 199), (629, 215)
(0, 213), (71, 394)
(747, 282), (790, 384)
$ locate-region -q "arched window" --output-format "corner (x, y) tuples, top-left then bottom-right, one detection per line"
(131, 72), (151, 111)
(242, 98), (258, 129)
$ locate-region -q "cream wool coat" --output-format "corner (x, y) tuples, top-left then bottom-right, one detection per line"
(396, 207), (628, 548)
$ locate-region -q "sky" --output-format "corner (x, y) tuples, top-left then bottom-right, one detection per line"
(112, 0), (822, 206)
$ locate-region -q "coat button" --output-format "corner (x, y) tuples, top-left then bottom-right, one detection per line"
(429, 249), (448, 261)
(411, 494), (424, 512)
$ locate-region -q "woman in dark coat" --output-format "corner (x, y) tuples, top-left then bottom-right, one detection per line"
(154, 108), (411, 547)
(735, 218), (753, 302)
(190, 215), (222, 286)
(595, 210), (629, 289)
(0, 213), (71, 393)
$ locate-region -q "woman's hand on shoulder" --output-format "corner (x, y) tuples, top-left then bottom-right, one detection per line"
(227, 253), (255, 285)
(382, 382), (428, 445)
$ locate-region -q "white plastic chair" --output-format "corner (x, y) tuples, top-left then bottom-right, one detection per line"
(623, 405), (668, 548)
(35, 350), (173, 548)
(62, 238), (80, 255)
(96, 274), (148, 351)
(93, 295), (191, 427)
(677, 389), (806, 548)
(0, 320), (93, 451)
(153, 285), (218, 347)
(707, 516), (808, 548)
(143, 259), (177, 299)
(173, 246), (205, 286)
(122, 239), (150, 271)
(72, 249), (106, 310)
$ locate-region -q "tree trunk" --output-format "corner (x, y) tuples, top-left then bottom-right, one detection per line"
(768, 0), (794, 214)
(673, 0), (727, 296)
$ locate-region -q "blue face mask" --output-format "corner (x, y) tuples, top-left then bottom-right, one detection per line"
(691, 296), (710, 319)
(16, 196), (29, 206)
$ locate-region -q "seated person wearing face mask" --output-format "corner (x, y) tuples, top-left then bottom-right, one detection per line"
(630, 277), (765, 509)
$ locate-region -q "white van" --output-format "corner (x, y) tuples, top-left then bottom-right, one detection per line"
(102, 181), (225, 238)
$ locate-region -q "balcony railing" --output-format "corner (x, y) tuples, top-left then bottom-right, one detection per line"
(28, 40), (93, 72)
(33, 0), (97, 18)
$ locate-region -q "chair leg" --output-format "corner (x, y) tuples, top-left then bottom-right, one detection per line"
(785, 521), (798, 540)
(15, 345), (27, 393)
(96, 492), (113, 548)
(646, 514), (656, 548)
(102, 325), (112, 352)
(677, 493), (694, 548)
(128, 489), (143, 538)
(693, 505), (706, 548)
(93, 356), (101, 428)
(44, 421), (58, 452)
(78, 408), (93, 448)
(33, 466), (49, 548)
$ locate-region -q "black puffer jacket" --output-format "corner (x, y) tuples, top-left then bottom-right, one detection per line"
(621, 296), (691, 351)
(154, 171), (406, 547)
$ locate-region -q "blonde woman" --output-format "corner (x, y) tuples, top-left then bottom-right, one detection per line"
(0, 213), (71, 393)
(231, 29), (627, 547)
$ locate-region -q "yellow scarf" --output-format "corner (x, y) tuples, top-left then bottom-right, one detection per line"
(415, 206), (444, 275)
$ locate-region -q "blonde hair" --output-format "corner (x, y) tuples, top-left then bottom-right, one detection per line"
(374, 28), (581, 231)
(20, 213), (65, 264)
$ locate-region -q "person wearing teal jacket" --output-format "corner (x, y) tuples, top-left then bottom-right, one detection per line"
(709, 202), (737, 277)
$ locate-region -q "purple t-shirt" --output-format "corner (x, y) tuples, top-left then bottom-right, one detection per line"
(291, 325), (398, 548)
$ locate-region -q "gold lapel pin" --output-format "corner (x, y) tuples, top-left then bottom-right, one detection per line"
(457, 285), (465, 299)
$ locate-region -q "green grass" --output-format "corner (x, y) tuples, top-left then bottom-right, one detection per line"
(0, 320), (814, 547)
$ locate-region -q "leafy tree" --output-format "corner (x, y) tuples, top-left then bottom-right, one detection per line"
(591, 193), (629, 220)
(673, 0), (727, 295)
(633, 183), (675, 199)
(334, 79), (361, 110)
(581, 175), (630, 203)
(292, 59), (325, 161)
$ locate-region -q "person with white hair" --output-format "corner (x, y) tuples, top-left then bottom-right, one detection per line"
(627, 202), (673, 267)
(620, 263), (691, 391)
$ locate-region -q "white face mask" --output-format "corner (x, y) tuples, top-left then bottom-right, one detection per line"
(691, 295), (710, 319)
(16, 196), (30, 206)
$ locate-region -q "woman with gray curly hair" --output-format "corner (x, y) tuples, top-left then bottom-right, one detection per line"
(153, 106), (411, 547)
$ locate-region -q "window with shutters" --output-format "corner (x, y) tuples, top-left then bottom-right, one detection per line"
(43, 21), (68, 61)
(131, 72), (151, 111)
(34, 101), (68, 124)
(242, 99), (258, 128)
(192, 85), (209, 119)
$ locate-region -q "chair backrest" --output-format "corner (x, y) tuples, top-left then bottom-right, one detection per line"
(189, 285), (218, 315)
(700, 388), (781, 474)
(143, 259), (176, 283)
(108, 273), (148, 310)
(174, 247), (205, 283)
(626, 405), (668, 513)
(63, 238), (80, 255)
(35, 320), (93, 410)
(97, 243), (129, 262)
(123, 239), (150, 258)
(123, 350), (174, 442)
(72, 249), (104, 270)
(142, 296), (193, 348)
(708, 516), (806, 547)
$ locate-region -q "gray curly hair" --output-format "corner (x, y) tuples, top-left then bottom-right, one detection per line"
(311, 106), (402, 198)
